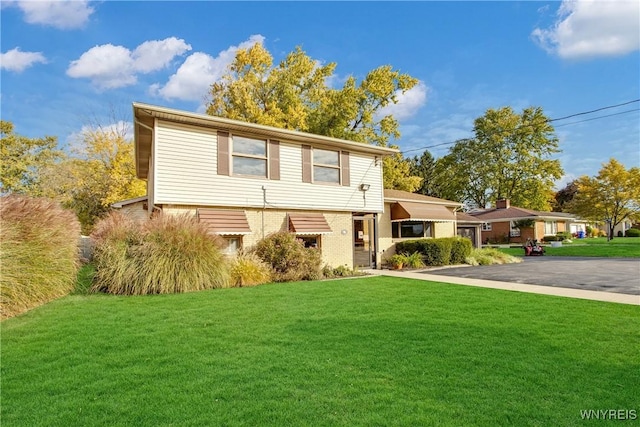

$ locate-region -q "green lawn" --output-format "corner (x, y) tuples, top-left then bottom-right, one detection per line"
(2, 277), (639, 426)
(499, 237), (640, 258)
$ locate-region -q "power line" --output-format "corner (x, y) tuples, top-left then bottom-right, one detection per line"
(553, 108), (639, 128)
(549, 99), (639, 122)
(399, 99), (640, 156)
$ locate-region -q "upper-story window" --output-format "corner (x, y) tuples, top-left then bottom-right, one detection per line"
(217, 131), (280, 180)
(313, 148), (340, 184)
(232, 136), (267, 177)
(302, 145), (350, 186)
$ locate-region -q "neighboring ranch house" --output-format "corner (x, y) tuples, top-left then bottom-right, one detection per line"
(378, 190), (471, 259)
(469, 199), (578, 244)
(127, 103), (467, 269)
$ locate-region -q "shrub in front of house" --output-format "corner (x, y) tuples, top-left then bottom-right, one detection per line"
(253, 231), (322, 282)
(542, 235), (561, 242)
(0, 195), (80, 319)
(91, 212), (230, 295)
(450, 237), (473, 265)
(625, 228), (640, 237)
(229, 252), (273, 287)
(396, 237), (471, 266)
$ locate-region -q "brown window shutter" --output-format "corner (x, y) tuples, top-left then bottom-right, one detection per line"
(269, 140), (280, 180)
(302, 144), (312, 183)
(217, 131), (230, 176)
(341, 151), (350, 186)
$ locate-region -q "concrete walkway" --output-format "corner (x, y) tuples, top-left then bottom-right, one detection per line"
(367, 268), (640, 306)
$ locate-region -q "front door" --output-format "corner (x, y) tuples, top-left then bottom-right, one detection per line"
(353, 215), (375, 268)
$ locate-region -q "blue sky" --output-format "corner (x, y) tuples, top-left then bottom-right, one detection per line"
(2, 1), (639, 188)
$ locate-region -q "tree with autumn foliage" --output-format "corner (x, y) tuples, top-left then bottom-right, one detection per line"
(207, 42), (422, 190)
(568, 158), (640, 240)
(433, 107), (563, 209)
(40, 124), (146, 233)
(0, 120), (63, 195)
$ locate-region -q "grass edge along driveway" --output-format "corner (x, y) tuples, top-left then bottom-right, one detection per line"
(2, 276), (639, 427)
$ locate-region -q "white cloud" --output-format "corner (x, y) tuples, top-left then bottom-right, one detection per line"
(12, 0), (94, 30)
(0, 47), (47, 72)
(132, 38), (192, 73)
(532, 0), (640, 59)
(153, 34), (265, 101)
(376, 81), (428, 121)
(67, 37), (192, 89)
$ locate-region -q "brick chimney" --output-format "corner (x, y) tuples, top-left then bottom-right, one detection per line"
(496, 199), (510, 209)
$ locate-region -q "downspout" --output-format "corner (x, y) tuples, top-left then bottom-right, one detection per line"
(261, 186), (266, 239)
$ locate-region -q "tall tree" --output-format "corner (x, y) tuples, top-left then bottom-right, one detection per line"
(0, 121), (63, 195)
(207, 43), (423, 189)
(568, 159), (640, 240)
(384, 151), (422, 192)
(409, 150), (437, 196)
(40, 125), (146, 233)
(437, 107), (563, 210)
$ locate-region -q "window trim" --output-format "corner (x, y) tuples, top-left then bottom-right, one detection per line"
(222, 236), (242, 255)
(297, 235), (321, 249)
(302, 145), (350, 186)
(510, 221), (521, 237)
(544, 220), (558, 235)
(482, 222), (492, 231)
(312, 147), (341, 185)
(231, 134), (268, 178)
(392, 221), (433, 239)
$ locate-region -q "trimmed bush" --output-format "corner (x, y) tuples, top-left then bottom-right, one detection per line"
(229, 252), (273, 287)
(395, 240), (422, 255)
(450, 237), (473, 265)
(397, 237), (471, 266)
(542, 235), (561, 242)
(253, 231), (322, 282)
(91, 212), (230, 295)
(625, 228), (640, 237)
(0, 195), (80, 319)
(421, 239), (452, 266)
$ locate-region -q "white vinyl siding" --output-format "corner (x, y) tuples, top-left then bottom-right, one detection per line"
(153, 121), (385, 213)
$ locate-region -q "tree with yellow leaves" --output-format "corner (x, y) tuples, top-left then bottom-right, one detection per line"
(569, 158), (640, 240)
(207, 43), (422, 191)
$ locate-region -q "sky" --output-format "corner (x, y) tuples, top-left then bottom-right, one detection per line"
(1, 0), (639, 189)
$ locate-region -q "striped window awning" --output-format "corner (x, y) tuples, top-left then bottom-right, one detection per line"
(288, 213), (332, 235)
(391, 202), (456, 223)
(198, 209), (251, 235)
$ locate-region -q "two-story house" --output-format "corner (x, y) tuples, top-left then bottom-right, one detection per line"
(132, 102), (398, 269)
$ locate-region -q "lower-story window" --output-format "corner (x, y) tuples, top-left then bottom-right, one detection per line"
(222, 236), (242, 255)
(297, 235), (320, 249)
(392, 221), (433, 238)
(544, 221), (557, 235)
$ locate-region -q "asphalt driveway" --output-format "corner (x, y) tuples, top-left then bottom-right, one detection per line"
(420, 257), (640, 295)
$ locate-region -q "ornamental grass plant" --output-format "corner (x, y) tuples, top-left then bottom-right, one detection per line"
(91, 212), (230, 295)
(229, 251), (273, 287)
(466, 247), (523, 266)
(0, 195), (80, 319)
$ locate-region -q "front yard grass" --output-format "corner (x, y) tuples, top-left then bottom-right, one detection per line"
(499, 237), (640, 258)
(2, 276), (638, 426)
